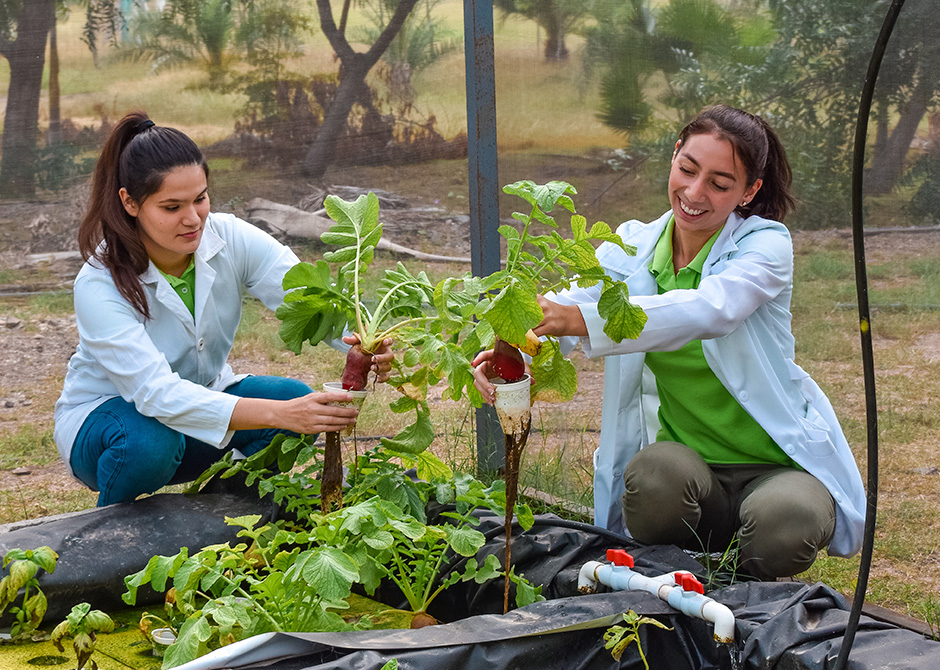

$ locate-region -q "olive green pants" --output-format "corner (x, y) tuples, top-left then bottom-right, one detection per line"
(622, 441), (836, 580)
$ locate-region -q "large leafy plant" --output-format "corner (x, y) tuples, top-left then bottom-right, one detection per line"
(474, 179), (646, 401)
(125, 443), (542, 667)
(277, 180), (646, 451)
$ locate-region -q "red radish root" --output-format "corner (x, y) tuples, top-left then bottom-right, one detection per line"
(491, 338), (525, 383)
(342, 345), (373, 391)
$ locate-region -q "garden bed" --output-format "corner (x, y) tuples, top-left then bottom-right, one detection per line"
(2, 491), (938, 670)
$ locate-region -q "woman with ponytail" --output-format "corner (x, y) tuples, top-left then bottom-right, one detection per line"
(56, 111), (393, 507)
(473, 105), (864, 580)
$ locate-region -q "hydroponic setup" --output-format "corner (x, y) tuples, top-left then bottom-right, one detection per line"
(3, 0), (940, 669)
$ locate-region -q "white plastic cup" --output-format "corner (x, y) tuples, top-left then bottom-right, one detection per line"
(322, 381), (369, 436)
(151, 628), (176, 657)
(493, 374), (532, 437)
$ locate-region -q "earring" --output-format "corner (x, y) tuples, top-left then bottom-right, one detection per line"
(740, 200), (749, 206)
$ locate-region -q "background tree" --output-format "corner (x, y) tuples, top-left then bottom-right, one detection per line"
(0, 0), (119, 199)
(123, 0), (238, 84)
(584, 0), (751, 135)
(0, 0), (56, 198)
(357, 0), (460, 105)
(300, 0), (420, 180)
(494, 0), (598, 62)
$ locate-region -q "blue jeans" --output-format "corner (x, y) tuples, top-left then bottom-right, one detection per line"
(70, 376), (312, 507)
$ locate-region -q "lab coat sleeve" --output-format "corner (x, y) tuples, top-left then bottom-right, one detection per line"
(580, 225), (793, 358)
(73, 273), (239, 446)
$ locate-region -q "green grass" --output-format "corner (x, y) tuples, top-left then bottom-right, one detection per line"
(0, 424), (57, 470)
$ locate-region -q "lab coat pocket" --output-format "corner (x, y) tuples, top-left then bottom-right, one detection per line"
(800, 404), (836, 459)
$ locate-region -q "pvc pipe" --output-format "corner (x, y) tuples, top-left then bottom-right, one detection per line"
(578, 559), (735, 644)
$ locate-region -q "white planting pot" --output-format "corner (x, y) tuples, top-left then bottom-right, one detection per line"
(151, 627), (177, 656)
(322, 382), (369, 436)
(493, 374), (532, 437)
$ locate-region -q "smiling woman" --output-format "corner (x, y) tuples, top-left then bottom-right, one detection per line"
(54, 111), (396, 508)
(473, 104), (865, 581)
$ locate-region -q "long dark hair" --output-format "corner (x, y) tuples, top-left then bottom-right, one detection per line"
(677, 105), (796, 222)
(78, 111), (209, 318)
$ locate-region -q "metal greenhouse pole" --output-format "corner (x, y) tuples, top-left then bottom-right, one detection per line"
(463, 0), (504, 474)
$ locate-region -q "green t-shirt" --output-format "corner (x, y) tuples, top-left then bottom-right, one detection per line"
(644, 217), (798, 467)
(158, 257), (196, 319)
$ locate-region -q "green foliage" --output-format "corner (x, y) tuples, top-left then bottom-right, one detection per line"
(35, 141), (96, 192)
(50, 603), (115, 670)
(604, 610), (673, 668)
(277, 181), (645, 450)
(0, 546), (58, 639)
(921, 596), (940, 642)
(123, 0), (311, 87)
(358, 0), (461, 103)
(124, 440), (543, 667)
(123, 515), (364, 668)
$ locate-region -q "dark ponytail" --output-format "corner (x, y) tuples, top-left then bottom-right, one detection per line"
(78, 111), (208, 318)
(677, 105), (796, 222)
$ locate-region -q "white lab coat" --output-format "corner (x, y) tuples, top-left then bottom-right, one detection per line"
(553, 210), (866, 557)
(54, 213), (341, 476)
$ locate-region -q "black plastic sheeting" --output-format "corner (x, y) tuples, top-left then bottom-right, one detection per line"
(2, 494), (938, 669)
(0, 492), (278, 623)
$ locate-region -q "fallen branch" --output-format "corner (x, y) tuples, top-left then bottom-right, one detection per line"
(246, 198), (472, 264)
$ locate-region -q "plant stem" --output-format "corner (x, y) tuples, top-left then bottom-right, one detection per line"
(371, 314), (439, 344)
(389, 547), (421, 611)
(502, 415), (531, 614)
(363, 278), (430, 347)
(321, 431), (343, 513)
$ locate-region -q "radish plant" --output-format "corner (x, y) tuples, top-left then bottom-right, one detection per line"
(275, 181), (646, 614)
(276, 180), (646, 450)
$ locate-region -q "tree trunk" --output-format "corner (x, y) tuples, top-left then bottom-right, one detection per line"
(543, 15), (568, 62)
(48, 22), (62, 147)
(0, 0), (56, 199)
(302, 0), (420, 180)
(867, 77), (935, 195)
(301, 58), (372, 180)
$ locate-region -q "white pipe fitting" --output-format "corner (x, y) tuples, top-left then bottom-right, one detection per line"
(578, 552), (735, 644)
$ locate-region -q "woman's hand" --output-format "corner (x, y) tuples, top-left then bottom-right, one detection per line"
(343, 335), (395, 384)
(533, 295), (588, 338)
(230, 391), (359, 434)
(471, 349), (498, 405)
(470, 349), (532, 405)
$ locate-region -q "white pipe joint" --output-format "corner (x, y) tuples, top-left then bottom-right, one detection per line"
(578, 552), (735, 644)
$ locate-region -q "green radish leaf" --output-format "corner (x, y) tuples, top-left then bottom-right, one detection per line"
(598, 282), (648, 342)
(530, 339), (578, 404)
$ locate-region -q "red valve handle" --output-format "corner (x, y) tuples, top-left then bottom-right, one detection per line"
(675, 571), (704, 594)
(606, 549), (634, 567)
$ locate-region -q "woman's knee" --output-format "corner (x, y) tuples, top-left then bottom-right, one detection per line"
(738, 471), (836, 578)
(622, 442), (718, 544)
(72, 401), (186, 503)
(624, 441), (709, 492)
(225, 375), (313, 402)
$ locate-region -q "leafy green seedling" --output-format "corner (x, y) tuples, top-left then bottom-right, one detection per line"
(50, 603), (115, 670)
(604, 610), (673, 669)
(0, 545), (58, 639)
